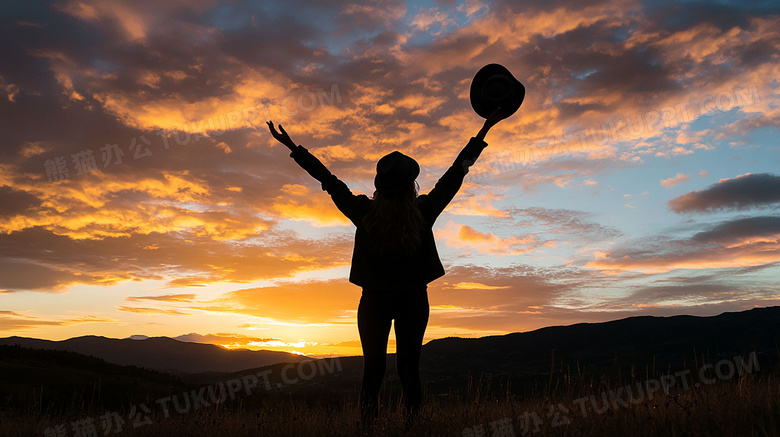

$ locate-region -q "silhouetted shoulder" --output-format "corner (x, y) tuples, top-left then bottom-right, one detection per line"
(355, 193), (372, 210)
(415, 194), (438, 224)
(330, 191), (373, 226)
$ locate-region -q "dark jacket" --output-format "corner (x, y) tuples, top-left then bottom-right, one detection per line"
(289, 137), (488, 289)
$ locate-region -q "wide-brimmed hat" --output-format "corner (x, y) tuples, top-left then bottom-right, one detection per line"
(374, 151), (419, 194)
(470, 63), (525, 119)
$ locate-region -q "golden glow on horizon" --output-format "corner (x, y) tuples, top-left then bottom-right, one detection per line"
(452, 282), (510, 290)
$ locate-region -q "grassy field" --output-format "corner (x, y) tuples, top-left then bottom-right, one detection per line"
(4, 363), (778, 437)
(5, 308), (779, 436)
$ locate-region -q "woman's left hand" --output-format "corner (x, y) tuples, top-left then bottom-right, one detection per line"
(484, 107), (509, 129)
(476, 107), (509, 141)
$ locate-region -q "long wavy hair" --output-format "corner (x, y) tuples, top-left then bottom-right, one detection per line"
(362, 182), (424, 255)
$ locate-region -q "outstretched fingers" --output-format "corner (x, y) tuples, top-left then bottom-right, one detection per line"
(267, 120), (284, 140)
(267, 120), (278, 136)
(267, 120), (296, 150)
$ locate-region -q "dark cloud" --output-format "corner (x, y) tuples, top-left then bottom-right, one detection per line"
(0, 186), (42, 217)
(536, 21), (678, 96)
(495, 0), (626, 15)
(669, 173), (780, 213)
(0, 257), (79, 292)
(692, 216), (780, 244)
(644, 0), (780, 33)
(739, 38), (780, 67)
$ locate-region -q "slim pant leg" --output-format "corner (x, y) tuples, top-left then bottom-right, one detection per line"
(357, 293), (392, 421)
(393, 287), (429, 415)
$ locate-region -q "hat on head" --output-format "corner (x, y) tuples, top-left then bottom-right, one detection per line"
(470, 63), (525, 119)
(374, 151), (420, 194)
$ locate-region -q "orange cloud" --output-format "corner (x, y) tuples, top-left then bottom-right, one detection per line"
(0, 312), (116, 332)
(439, 221), (536, 255)
(452, 282), (510, 290)
(0, 224), (352, 292)
(125, 294), (197, 302)
(271, 184), (352, 226)
(117, 306), (191, 316)
(194, 279), (360, 324)
(59, 1), (149, 41)
(660, 173), (690, 188)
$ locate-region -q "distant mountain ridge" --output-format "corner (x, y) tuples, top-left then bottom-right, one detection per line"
(2, 306), (778, 377)
(0, 335), (306, 374)
(420, 306), (780, 379)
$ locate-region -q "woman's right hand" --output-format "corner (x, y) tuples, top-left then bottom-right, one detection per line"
(267, 121), (297, 151)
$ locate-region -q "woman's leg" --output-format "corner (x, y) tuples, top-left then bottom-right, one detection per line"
(357, 293), (392, 421)
(393, 287), (430, 416)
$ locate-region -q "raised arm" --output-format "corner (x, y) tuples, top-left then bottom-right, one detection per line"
(268, 121), (331, 183)
(267, 121), (368, 224)
(422, 108), (509, 219)
(454, 107), (508, 172)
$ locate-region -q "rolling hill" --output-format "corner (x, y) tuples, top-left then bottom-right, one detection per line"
(0, 335), (307, 374)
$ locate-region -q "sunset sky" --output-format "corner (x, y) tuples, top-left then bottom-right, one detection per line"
(1, 0), (779, 357)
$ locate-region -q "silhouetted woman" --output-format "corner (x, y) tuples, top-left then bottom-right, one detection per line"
(267, 108), (506, 422)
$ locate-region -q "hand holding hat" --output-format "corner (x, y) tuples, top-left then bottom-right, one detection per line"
(470, 64), (525, 119)
(484, 106), (509, 128)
